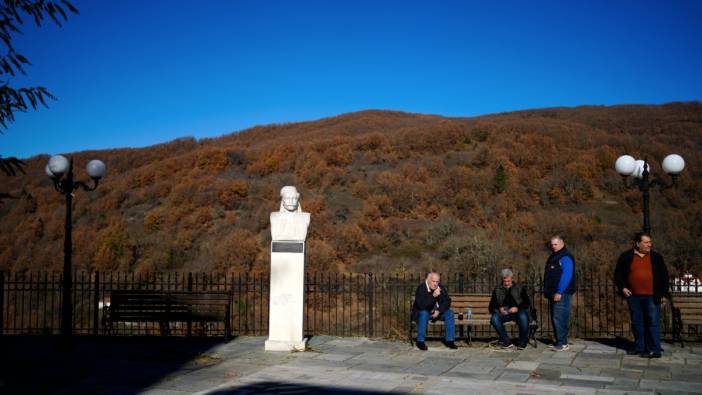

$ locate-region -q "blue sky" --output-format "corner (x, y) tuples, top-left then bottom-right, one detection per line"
(3, 0), (701, 159)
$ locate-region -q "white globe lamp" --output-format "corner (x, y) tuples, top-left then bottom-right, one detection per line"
(86, 160), (107, 179)
(661, 154), (685, 175)
(48, 155), (70, 178)
(614, 155), (636, 176)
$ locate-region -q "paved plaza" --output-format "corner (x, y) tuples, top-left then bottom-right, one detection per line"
(1, 336), (702, 394)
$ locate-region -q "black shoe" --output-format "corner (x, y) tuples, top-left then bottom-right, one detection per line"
(445, 341), (458, 350)
(416, 341), (427, 351)
(516, 343), (527, 350)
(627, 349), (644, 356)
(499, 342), (515, 349)
(643, 352), (662, 359)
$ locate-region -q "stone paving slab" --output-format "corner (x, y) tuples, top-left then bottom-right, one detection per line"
(561, 373), (616, 383)
(596, 390), (654, 395)
(639, 378), (702, 392)
(497, 371), (530, 382)
(445, 361), (496, 375)
(505, 360), (539, 370)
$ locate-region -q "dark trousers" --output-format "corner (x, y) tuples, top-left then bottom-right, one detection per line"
(627, 295), (662, 353)
(416, 309), (455, 342)
(549, 293), (572, 347)
(490, 310), (529, 345)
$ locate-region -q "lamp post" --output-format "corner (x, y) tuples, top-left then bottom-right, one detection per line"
(614, 154), (685, 234)
(45, 155), (106, 338)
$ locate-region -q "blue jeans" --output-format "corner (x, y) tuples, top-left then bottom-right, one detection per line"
(627, 295), (662, 353)
(416, 309), (455, 342)
(549, 293), (572, 347)
(490, 310), (529, 345)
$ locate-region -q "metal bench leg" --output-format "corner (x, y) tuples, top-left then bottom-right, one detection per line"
(409, 322), (414, 346)
(105, 320), (115, 336)
(159, 321), (171, 336)
(467, 326), (473, 345)
(672, 307), (684, 348)
(102, 308), (115, 335)
(225, 308), (232, 341)
(530, 325), (537, 348)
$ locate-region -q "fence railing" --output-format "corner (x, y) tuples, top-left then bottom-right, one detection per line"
(0, 271), (700, 340)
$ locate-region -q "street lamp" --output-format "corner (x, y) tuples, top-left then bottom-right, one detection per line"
(45, 155), (106, 338)
(614, 154), (685, 234)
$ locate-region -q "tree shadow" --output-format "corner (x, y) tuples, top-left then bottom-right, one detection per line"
(0, 335), (230, 395)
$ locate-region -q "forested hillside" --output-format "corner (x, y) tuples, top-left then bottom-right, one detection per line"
(1, 103), (700, 278)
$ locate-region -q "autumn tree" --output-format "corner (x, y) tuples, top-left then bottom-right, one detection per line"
(0, 0), (78, 201)
(1, 104), (701, 275)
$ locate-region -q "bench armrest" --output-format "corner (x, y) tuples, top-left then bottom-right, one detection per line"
(529, 307), (538, 325)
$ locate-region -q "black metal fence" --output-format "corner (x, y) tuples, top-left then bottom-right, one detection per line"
(0, 271), (700, 340)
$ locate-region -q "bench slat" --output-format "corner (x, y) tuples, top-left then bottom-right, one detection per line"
(451, 294), (491, 301)
(106, 290), (232, 337)
(674, 296), (702, 302)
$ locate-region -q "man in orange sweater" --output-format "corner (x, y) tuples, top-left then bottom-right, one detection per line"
(614, 232), (670, 358)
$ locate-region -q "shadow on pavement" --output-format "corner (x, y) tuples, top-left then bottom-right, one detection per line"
(593, 336), (681, 352)
(0, 335), (228, 395)
(592, 337), (633, 351)
(208, 381), (396, 394)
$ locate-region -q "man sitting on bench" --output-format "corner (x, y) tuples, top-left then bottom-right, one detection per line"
(489, 268), (532, 349)
(411, 271), (457, 350)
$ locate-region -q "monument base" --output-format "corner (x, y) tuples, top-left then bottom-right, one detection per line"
(264, 338), (308, 352)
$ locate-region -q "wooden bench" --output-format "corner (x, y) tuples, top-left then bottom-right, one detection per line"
(409, 293), (539, 348)
(103, 290), (232, 339)
(672, 295), (702, 347)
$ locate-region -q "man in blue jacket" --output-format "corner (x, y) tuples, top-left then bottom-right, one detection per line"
(411, 271), (457, 350)
(544, 235), (576, 351)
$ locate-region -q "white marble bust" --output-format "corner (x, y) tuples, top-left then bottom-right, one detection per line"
(270, 186), (310, 241)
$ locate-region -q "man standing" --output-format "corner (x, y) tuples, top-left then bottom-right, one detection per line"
(615, 232), (670, 358)
(544, 235), (576, 351)
(411, 272), (457, 350)
(489, 268), (532, 349)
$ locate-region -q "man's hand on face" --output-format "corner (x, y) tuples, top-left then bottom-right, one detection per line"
(432, 286), (441, 298)
(431, 310), (440, 319)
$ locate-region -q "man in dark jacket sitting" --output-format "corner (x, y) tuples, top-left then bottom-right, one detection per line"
(411, 271), (457, 350)
(489, 268), (532, 349)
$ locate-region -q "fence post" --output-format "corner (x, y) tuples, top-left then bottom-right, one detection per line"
(93, 272), (100, 335)
(0, 272), (4, 335)
(187, 272), (193, 336)
(458, 273), (465, 293)
(367, 273), (374, 337)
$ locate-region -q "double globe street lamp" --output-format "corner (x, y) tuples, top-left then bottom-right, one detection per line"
(614, 154), (685, 234)
(45, 155), (106, 338)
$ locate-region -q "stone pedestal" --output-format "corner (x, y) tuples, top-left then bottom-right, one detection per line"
(264, 241), (307, 351)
